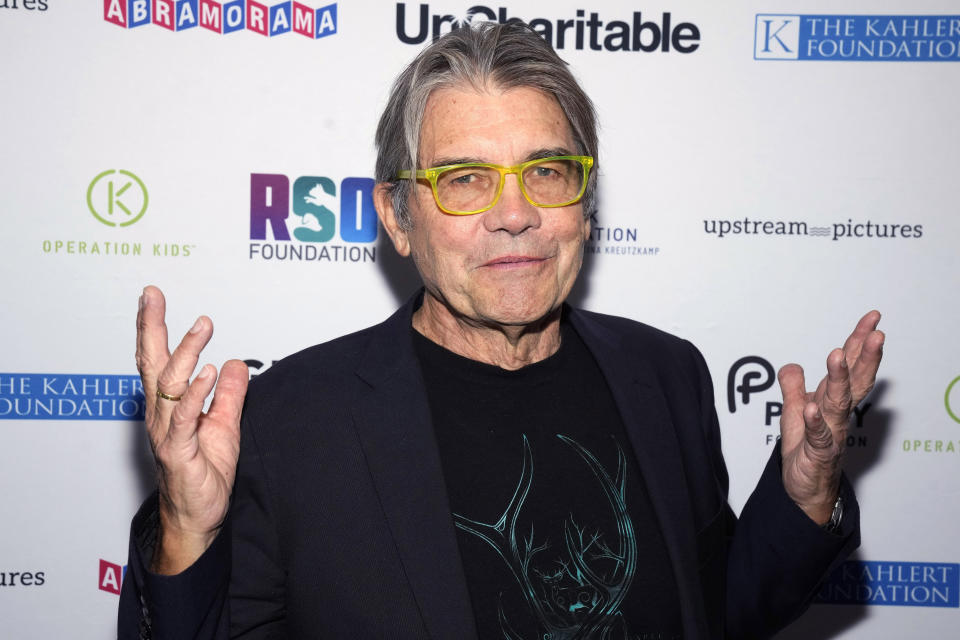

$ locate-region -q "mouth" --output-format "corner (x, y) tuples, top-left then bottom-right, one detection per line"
(481, 255), (550, 269)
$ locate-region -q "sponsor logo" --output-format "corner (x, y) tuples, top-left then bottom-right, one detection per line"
(244, 358), (279, 379)
(39, 169), (196, 259)
(584, 214), (661, 258)
(395, 4), (701, 53)
(0, 374), (145, 421)
(902, 438), (960, 453)
(726, 355), (872, 446)
(0, 0), (49, 11)
(87, 169), (148, 228)
(817, 561), (959, 607)
(703, 217), (923, 241)
(946, 375), (960, 424)
(98, 559), (127, 595)
(249, 173), (378, 263)
(755, 14), (960, 62)
(900, 375), (960, 453)
(103, 0), (337, 38)
(0, 569), (46, 587)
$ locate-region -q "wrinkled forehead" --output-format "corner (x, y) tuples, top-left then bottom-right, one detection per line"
(417, 83), (576, 166)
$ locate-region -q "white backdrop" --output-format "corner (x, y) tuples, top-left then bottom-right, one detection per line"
(1, 1), (958, 638)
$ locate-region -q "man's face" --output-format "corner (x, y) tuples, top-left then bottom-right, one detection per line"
(381, 84), (590, 329)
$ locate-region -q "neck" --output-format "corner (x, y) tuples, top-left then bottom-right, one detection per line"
(412, 294), (562, 371)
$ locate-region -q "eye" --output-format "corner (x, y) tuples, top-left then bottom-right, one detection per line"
(533, 165), (559, 178)
(526, 160), (572, 182)
(449, 172), (479, 185)
(440, 167), (492, 190)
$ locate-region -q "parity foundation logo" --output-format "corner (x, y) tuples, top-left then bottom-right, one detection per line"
(0, 374), (145, 420)
(395, 4), (700, 53)
(755, 14), (960, 61)
(103, 0), (337, 38)
(726, 355), (873, 447)
(817, 561), (959, 607)
(249, 173), (378, 263)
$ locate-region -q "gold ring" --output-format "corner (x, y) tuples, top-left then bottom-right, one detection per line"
(156, 389), (183, 402)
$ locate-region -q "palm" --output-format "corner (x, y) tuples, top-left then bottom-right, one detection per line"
(152, 397), (243, 533)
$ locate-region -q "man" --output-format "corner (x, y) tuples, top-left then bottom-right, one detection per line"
(120, 21), (884, 640)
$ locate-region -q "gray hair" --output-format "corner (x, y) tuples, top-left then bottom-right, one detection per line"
(375, 20), (599, 229)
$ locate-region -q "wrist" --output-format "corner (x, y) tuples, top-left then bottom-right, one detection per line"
(151, 513), (220, 575)
(798, 492), (841, 527)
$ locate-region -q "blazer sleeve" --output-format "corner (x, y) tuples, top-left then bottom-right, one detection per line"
(687, 342), (861, 640)
(117, 495), (232, 640)
(117, 409), (289, 639)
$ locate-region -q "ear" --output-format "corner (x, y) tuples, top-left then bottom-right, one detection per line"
(374, 183), (410, 257)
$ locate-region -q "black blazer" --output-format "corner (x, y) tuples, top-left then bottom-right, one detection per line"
(120, 297), (859, 639)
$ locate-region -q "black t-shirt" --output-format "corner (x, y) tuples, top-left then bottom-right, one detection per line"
(413, 319), (683, 640)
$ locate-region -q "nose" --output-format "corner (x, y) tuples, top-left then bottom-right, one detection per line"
(482, 173), (542, 235)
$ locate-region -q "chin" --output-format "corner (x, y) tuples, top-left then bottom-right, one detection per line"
(477, 293), (561, 328)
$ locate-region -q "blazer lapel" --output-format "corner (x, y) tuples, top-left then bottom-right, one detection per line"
(569, 309), (710, 640)
(351, 299), (478, 640)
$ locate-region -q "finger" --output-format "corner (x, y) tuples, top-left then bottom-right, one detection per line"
(136, 286), (171, 397)
(850, 328), (885, 403)
(820, 347), (852, 428)
(778, 363), (808, 409)
(165, 364), (217, 452)
(155, 316), (214, 404)
(841, 310), (881, 366)
(802, 400), (836, 455)
(206, 359), (249, 429)
(778, 363), (808, 451)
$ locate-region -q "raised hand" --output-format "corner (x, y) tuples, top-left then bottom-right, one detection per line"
(135, 286), (249, 574)
(778, 311), (884, 525)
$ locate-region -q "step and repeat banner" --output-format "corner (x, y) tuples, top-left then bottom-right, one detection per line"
(1, 1), (958, 638)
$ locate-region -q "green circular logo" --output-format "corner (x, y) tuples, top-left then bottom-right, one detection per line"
(87, 169), (148, 227)
(946, 375), (960, 424)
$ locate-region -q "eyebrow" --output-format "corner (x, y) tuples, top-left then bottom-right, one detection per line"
(428, 147), (575, 168)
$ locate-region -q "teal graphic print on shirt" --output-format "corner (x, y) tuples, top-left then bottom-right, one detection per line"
(453, 434), (639, 640)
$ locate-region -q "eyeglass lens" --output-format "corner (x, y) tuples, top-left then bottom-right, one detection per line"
(436, 158), (584, 213)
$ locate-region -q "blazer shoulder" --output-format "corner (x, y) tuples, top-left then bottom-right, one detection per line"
(572, 307), (703, 363)
(241, 321), (386, 416)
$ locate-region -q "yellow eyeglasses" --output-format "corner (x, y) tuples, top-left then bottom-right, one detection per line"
(397, 155), (594, 216)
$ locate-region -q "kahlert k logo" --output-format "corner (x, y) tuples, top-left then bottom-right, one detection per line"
(87, 169), (148, 227)
(755, 13), (960, 62)
(755, 15), (801, 59)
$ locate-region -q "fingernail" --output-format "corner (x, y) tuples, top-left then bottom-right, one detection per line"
(140, 288), (150, 309)
(189, 317), (204, 334)
(197, 365), (212, 380)
(840, 357), (848, 369)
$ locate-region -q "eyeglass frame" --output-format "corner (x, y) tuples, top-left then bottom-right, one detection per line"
(395, 155), (595, 216)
